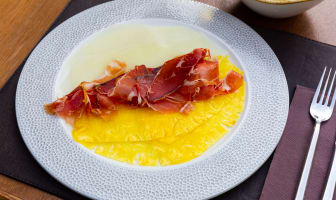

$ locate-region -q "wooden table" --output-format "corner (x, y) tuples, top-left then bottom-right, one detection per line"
(0, 0), (335, 199)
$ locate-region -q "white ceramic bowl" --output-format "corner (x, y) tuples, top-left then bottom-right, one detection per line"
(241, 0), (324, 18)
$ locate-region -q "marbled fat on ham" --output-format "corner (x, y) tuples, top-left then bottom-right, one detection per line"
(44, 48), (243, 120)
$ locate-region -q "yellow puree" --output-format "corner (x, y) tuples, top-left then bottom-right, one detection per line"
(72, 56), (245, 166)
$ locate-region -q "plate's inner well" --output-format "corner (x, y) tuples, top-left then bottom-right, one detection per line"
(55, 22), (246, 166)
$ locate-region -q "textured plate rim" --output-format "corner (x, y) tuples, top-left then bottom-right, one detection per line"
(15, 0), (289, 199)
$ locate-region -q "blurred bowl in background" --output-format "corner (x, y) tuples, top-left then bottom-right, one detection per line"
(241, 0), (324, 18)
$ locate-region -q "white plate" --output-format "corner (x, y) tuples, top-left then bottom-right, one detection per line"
(15, 0), (289, 199)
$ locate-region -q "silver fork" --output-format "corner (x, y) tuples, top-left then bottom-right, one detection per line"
(322, 144), (336, 200)
(295, 67), (336, 200)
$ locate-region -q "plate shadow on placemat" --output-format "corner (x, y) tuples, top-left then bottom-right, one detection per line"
(1, 1), (336, 199)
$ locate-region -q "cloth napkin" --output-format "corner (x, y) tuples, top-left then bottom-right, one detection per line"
(260, 85), (336, 200)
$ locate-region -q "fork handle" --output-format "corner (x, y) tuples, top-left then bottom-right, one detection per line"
(322, 142), (336, 200)
(295, 122), (321, 200)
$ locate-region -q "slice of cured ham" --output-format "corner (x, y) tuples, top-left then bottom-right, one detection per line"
(147, 48), (208, 102)
(44, 48), (243, 120)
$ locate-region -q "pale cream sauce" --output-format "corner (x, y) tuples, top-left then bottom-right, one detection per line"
(55, 24), (226, 97)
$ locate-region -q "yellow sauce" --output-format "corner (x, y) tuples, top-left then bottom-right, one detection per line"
(73, 56), (245, 166)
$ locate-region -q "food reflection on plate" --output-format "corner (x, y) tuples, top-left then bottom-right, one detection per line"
(44, 24), (245, 166)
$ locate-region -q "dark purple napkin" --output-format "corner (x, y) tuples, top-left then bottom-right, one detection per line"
(260, 85), (336, 200)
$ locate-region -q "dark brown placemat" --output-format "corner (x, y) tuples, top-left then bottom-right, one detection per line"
(1, 1), (336, 199)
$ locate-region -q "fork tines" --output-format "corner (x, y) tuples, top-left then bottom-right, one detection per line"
(313, 67), (336, 107)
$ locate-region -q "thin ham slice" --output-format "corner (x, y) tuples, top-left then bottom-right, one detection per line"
(147, 48), (209, 102)
(44, 48), (243, 119)
(95, 77), (120, 96)
(175, 59), (219, 101)
(44, 86), (85, 117)
(111, 65), (147, 102)
(217, 70), (244, 94)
